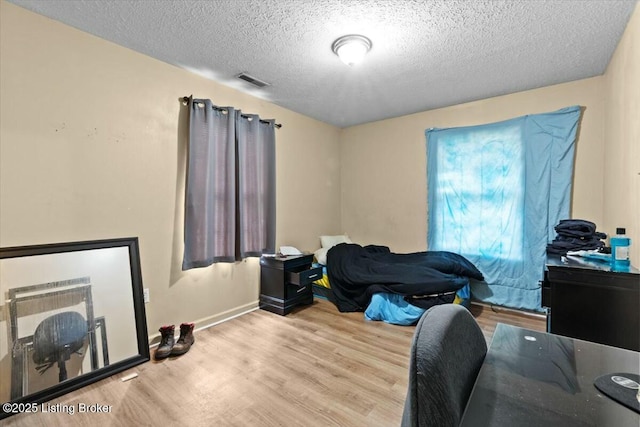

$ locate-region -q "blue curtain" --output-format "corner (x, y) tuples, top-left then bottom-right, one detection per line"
(426, 106), (581, 311)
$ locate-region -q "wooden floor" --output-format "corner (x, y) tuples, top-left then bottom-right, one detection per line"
(4, 299), (545, 427)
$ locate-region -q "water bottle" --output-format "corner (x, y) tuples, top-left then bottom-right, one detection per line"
(610, 227), (631, 267)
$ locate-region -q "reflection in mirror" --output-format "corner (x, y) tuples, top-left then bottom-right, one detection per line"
(0, 238), (149, 420)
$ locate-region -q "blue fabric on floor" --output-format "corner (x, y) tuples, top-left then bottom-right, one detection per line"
(364, 285), (471, 325)
(365, 293), (426, 325)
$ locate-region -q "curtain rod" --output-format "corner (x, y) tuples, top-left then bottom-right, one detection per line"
(181, 96), (282, 128)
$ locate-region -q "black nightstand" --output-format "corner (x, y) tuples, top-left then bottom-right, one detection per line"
(259, 254), (322, 315)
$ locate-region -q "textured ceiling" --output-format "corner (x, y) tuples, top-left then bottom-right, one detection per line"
(8, 0), (638, 128)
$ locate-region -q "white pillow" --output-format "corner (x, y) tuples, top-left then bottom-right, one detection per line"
(314, 247), (330, 265)
(320, 234), (352, 249)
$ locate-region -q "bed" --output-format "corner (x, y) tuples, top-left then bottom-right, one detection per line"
(312, 235), (482, 325)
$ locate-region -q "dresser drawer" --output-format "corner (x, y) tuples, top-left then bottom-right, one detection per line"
(286, 266), (323, 286)
(286, 283), (312, 299)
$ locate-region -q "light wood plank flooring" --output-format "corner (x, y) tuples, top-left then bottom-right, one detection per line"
(3, 299), (545, 427)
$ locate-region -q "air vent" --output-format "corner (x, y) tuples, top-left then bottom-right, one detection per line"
(236, 73), (270, 88)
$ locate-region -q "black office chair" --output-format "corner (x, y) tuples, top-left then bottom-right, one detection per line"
(401, 304), (487, 427)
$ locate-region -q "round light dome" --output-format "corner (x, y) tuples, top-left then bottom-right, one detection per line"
(331, 35), (372, 66)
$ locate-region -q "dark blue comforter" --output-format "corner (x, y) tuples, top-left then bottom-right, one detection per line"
(326, 243), (484, 312)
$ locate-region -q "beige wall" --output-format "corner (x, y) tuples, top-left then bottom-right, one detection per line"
(603, 3), (639, 267)
(340, 77), (605, 253)
(0, 1), (342, 337)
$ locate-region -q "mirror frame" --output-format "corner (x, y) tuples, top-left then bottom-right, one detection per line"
(0, 237), (149, 420)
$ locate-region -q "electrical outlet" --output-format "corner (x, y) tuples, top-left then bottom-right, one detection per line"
(143, 288), (150, 303)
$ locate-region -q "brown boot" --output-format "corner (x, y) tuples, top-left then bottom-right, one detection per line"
(170, 323), (195, 356)
(154, 325), (175, 360)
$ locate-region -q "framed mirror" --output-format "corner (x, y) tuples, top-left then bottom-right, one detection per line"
(0, 237), (149, 419)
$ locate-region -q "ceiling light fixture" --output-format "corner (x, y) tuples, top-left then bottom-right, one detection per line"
(331, 34), (372, 66)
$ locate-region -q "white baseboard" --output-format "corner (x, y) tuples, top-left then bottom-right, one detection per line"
(149, 300), (259, 346)
(193, 301), (260, 332)
(470, 300), (547, 319)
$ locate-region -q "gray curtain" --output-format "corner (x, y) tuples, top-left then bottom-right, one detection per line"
(237, 113), (276, 258)
(182, 98), (275, 269)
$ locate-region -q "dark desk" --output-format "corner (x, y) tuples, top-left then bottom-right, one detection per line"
(542, 255), (640, 351)
(461, 323), (640, 426)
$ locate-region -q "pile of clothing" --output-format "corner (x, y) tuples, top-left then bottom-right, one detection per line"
(547, 219), (607, 255)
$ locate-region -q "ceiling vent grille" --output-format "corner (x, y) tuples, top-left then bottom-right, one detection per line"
(236, 73), (270, 88)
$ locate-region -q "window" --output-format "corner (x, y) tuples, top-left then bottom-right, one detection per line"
(430, 124), (525, 262)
